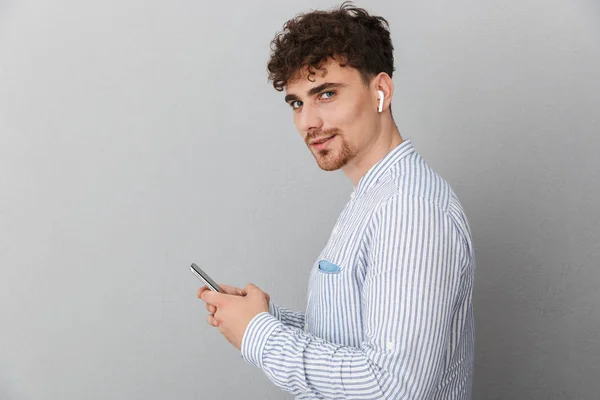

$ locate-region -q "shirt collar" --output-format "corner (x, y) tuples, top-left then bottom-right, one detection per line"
(351, 138), (415, 199)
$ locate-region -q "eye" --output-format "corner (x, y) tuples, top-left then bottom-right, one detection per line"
(320, 91), (336, 99)
(290, 100), (303, 109)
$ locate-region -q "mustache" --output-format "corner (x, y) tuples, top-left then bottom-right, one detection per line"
(306, 128), (341, 145)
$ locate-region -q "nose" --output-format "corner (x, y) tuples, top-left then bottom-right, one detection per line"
(297, 103), (323, 135)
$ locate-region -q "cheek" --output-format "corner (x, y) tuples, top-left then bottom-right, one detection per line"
(329, 99), (368, 139)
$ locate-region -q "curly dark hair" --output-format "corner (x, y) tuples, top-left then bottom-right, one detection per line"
(267, 1), (395, 92)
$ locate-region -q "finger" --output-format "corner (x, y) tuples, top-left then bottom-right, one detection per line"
(205, 303), (216, 313)
(200, 290), (226, 307)
(197, 286), (211, 298)
(207, 313), (218, 327)
(218, 284), (247, 296)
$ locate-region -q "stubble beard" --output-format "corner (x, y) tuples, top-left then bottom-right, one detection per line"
(310, 133), (356, 171)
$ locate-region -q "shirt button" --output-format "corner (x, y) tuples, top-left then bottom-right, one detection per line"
(386, 341), (394, 351)
(304, 323), (308, 331)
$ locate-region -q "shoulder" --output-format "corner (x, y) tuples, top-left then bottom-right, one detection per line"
(392, 151), (453, 212)
(368, 151), (453, 215)
(368, 152), (473, 245)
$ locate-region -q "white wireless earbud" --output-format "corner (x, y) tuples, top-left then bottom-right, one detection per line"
(377, 90), (384, 113)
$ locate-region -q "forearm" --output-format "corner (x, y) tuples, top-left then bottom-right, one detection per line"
(242, 313), (397, 399)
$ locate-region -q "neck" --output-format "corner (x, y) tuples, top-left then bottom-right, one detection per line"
(344, 117), (404, 188)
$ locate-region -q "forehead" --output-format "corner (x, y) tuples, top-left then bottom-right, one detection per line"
(286, 59), (362, 95)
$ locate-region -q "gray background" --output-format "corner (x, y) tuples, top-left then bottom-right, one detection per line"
(1, 0), (599, 399)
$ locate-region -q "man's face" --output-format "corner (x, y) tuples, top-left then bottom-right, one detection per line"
(284, 58), (379, 171)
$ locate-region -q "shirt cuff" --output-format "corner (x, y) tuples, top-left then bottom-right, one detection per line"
(241, 311), (282, 369)
(268, 301), (281, 320)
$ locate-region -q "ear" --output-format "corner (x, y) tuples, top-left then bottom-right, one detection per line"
(372, 72), (394, 113)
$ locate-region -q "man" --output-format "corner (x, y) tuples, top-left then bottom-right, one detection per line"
(198, 3), (475, 399)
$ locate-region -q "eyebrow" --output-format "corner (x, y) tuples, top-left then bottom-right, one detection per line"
(284, 82), (346, 104)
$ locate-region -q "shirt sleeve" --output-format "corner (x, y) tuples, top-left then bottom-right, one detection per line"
(269, 301), (306, 330)
(240, 194), (464, 399)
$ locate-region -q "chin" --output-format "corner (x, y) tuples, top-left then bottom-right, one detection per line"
(314, 150), (348, 171)
(309, 137), (355, 171)
(317, 163), (343, 171)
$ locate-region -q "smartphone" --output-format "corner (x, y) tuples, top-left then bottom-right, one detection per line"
(190, 263), (222, 292)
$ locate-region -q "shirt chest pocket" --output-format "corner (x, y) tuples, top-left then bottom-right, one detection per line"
(311, 256), (349, 305)
(317, 259), (342, 274)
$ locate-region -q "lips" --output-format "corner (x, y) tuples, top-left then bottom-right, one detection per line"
(310, 135), (336, 151)
(311, 135), (336, 145)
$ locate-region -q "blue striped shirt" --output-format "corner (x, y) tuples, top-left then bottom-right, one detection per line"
(241, 138), (475, 399)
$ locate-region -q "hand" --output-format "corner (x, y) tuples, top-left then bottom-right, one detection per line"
(198, 283), (270, 350)
(197, 284), (247, 323)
